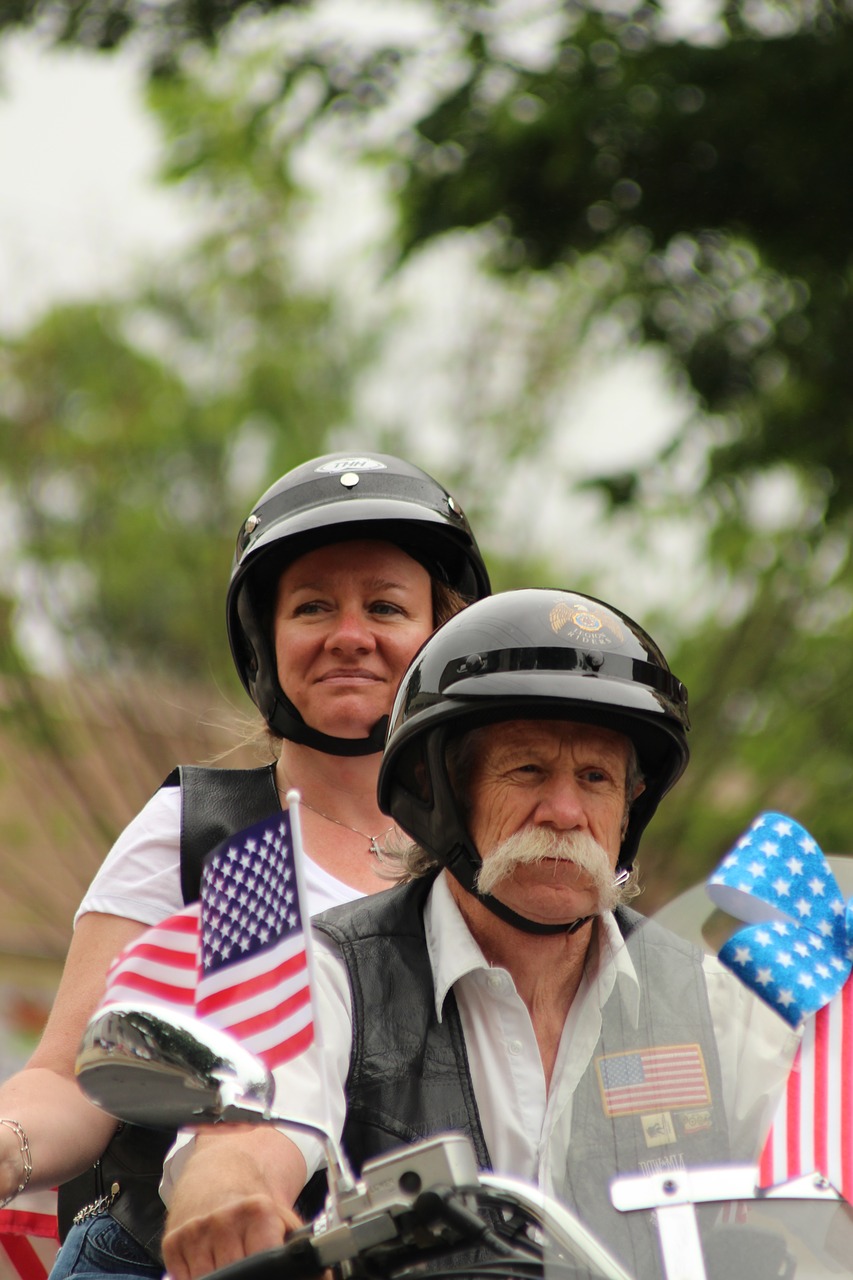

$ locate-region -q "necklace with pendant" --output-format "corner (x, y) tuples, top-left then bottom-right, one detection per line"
(278, 786), (393, 857)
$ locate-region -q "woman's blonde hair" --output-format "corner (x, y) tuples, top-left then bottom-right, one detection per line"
(432, 580), (471, 629)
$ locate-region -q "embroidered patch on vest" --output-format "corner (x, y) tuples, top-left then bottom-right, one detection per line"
(595, 1043), (711, 1117)
(639, 1152), (686, 1177)
(640, 1111), (677, 1147)
(678, 1108), (714, 1136)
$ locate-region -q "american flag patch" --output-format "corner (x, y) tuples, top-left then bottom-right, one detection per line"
(596, 1044), (710, 1117)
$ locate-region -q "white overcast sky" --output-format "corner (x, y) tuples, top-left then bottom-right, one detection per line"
(0, 34), (196, 332)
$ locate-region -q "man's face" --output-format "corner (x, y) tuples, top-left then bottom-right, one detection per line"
(464, 719), (636, 926)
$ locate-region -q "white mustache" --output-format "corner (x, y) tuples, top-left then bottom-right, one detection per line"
(475, 828), (622, 913)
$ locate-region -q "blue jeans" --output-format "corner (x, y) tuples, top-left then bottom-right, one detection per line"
(49, 1216), (163, 1280)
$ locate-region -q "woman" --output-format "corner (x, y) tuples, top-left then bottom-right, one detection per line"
(0, 451), (489, 1279)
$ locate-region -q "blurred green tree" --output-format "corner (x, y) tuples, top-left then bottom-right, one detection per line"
(384, 5), (853, 524)
(5, 2), (851, 516)
(0, 55), (360, 696)
(2, 0), (852, 893)
(0, 0), (300, 59)
(282, 0), (853, 880)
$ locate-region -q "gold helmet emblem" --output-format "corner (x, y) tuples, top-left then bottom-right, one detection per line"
(549, 599), (623, 647)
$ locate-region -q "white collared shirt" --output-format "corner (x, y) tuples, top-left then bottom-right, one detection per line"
(161, 871), (799, 1204)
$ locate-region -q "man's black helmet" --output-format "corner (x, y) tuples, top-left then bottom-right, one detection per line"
(227, 452), (491, 756)
(378, 589), (689, 911)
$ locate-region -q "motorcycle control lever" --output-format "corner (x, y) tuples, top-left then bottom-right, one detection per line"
(197, 1134), (632, 1280)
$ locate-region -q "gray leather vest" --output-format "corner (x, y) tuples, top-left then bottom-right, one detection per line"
(309, 878), (730, 1276)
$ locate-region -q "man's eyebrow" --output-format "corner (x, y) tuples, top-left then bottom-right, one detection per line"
(578, 742), (625, 762)
(485, 742), (539, 768)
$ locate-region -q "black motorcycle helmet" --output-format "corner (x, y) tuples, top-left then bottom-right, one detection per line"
(378, 588), (689, 932)
(227, 452), (491, 756)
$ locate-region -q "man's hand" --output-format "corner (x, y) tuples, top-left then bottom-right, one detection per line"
(162, 1125), (308, 1280)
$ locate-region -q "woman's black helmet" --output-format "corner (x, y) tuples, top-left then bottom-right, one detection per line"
(227, 452), (491, 756)
(378, 589), (689, 923)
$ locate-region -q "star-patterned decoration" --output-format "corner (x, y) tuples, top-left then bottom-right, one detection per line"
(706, 811), (853, 1027)
(100, 806), (314, 1071)
(200, 820), (303, 977)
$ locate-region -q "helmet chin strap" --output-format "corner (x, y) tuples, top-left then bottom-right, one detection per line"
(269, 697), (389, 757)
(475, 891), (594, 936)
(446, 847), (630, 937)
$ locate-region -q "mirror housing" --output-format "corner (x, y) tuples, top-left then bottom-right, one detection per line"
(76, 1002), (275, 1128)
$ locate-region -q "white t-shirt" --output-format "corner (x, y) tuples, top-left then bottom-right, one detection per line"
(75, 784), (363, 928)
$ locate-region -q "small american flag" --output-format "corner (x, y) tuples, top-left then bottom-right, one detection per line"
(196, 815), (313, 1068)
(101, 807), (313, 1071)
(759, 974), (853, 1202)
(596, 1044), (710, 1117)
(102, 907), (199, 1009)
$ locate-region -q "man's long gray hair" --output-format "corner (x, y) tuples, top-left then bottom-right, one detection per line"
(377, 724), (644, 908)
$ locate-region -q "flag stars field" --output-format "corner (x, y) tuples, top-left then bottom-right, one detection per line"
(709, 811), (853, 1027)
(98, 806), (316, 1071)
(708, 810), (853, 1202)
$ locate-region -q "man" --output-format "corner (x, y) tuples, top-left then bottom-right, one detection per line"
(161, 589), (798, 1280)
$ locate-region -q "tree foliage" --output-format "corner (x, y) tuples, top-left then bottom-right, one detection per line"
(387, 4), (853, 523)
(0, 0), (300, 61)
(2, 0), (853, 889)
(7, 3), (853, 509)
(0, 54), (359, 694)
(269, 0), (853, 873)
(637, 539), (853, 901)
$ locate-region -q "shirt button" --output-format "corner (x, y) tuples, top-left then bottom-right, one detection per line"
(508, 1039), (523, 1056)
(487, 972), (504, 991)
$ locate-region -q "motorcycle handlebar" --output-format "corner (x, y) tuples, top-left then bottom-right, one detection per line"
(190, 1141), (635, 1280)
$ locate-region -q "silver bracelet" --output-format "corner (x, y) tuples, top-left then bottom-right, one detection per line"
(0, 1120), (32, 1208)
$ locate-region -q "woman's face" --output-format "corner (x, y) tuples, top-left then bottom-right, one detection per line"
(273, 539), (434, 741)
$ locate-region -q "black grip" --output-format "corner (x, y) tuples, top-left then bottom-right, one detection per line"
(204, 1237), (324, 1280)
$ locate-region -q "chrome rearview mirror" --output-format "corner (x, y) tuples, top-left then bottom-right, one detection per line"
(76, 1002), (275, 1128)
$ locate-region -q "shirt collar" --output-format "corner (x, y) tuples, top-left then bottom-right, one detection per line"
(423, 871), (641, 1026)
(424, 871), (492, 1021)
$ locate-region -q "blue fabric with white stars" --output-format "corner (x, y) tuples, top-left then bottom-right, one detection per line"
(706, 811), (853, 1028)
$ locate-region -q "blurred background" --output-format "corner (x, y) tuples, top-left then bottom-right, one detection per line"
(1, 0), (852, 1069)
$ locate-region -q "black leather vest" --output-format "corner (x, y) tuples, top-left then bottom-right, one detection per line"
(300, 874), (490, 1219)
(308, 880), (730, 1276)
(57, 764), (281, 1261)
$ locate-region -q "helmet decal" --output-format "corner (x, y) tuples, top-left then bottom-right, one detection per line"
(550, 600), (624, 646)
